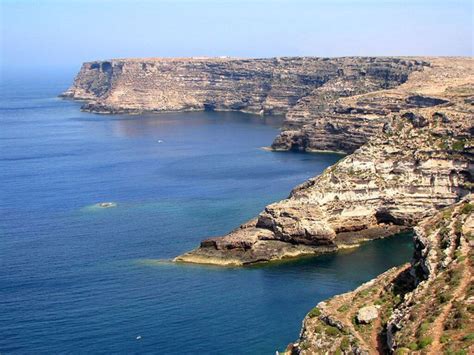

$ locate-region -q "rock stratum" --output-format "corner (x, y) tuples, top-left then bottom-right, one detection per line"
(286, 197), (473, 355)
(61, 56), (425, 120)
(63, 57), (473, 267)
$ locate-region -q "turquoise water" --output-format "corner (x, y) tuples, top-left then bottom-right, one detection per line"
(0, 71), (413, 354)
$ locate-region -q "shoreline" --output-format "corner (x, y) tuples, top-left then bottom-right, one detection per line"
(261, 146), (347, 156)
(174, 227), (411, 267)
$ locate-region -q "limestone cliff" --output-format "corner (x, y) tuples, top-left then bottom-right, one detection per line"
(62, 57), (423, 117)
(286, 197), (473, 355)
(175, 57), (473, 266)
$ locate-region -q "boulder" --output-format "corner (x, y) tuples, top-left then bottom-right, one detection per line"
(356, 305), (379, 324)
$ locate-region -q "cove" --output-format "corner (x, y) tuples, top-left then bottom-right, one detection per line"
(0, 71), (413, 354)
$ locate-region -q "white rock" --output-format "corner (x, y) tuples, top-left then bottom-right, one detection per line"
(357, 305), (379, 324)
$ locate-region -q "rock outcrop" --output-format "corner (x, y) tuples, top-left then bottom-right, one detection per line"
(286, 196), (473, 355)
(174, 57), (473, 266)
(356, 305), (380, 325)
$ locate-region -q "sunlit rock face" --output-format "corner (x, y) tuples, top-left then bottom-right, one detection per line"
(62, 56), (424, 117)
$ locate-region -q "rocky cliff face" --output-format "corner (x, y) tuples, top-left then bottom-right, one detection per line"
(175, 57), (473, 266)
(62, 57), (423, 118)
(286, 196), (473, 354)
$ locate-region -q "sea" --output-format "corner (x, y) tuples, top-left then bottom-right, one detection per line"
(0, 69), (413, 354)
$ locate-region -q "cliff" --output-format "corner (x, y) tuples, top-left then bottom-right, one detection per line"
(174, 57), (473, 266)
(286, 196), (473, 354)
(62, 57), (423, 119)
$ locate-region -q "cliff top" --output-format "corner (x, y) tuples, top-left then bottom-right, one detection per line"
(83, 56), (472, 64)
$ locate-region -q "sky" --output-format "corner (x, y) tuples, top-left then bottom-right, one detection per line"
(0, 0), (473, 72)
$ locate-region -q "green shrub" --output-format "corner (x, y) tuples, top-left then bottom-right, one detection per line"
(452, 140), (466, 151)
(418, 321), (430, 335)
(308, 307), (321, 318)
(393, 294), (401, 305)
(442, 209), (453, 219)
(438, 292), (452, 304)
(299, 341), (309, 350)
(462, 333), (474, 341)
(454, 220), (463, 235)
(337, 304), (349, 312)
(325, 326), (340, 336)
(461, 203), (474, 215)
(358, 289), (371, 298)
(417, 336), (433, 349)
(440, 334), (450, 343)
(444, 347), (467, 355)
(340, 336), (350, 350)
(447, 267), (463, 286)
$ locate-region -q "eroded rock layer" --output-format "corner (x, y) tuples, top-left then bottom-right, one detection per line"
(175, 58), (473, 266)
(62, 57), (424, 118)
(286, 197), (473, 355)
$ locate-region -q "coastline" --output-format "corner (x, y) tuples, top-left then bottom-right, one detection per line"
(62, 56), (473, 269)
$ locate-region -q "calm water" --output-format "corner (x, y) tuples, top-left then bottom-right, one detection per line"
(0, 70), (413, 354)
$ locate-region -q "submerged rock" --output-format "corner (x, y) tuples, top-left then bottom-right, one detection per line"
(97, 202), (117, 208)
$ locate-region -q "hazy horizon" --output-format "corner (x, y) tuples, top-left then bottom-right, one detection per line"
(1, 0), (473, 73)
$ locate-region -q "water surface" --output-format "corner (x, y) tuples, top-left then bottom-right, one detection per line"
(0, 71), (413, 354)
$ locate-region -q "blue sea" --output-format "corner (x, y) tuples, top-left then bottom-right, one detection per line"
(0, 69), (413, 354)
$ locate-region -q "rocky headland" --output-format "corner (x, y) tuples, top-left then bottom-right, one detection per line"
(63, 57), (473, 267)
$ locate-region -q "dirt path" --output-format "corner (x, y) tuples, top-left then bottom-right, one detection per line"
(429, 243), (472, 354)
(371, 314), (384, 354)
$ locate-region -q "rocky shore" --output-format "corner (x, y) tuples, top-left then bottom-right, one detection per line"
(63, 57), (473, 267)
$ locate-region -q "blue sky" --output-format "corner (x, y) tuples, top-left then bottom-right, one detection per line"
(1, 0), (472, 70)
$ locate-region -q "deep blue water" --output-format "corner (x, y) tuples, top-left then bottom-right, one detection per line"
(0, 71), (413, 354)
